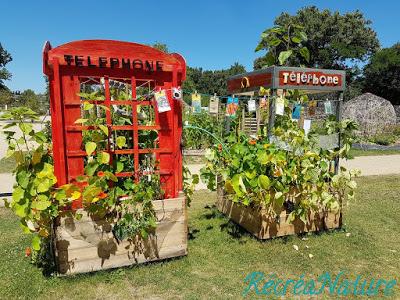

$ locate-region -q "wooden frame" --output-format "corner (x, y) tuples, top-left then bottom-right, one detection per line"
(217, 185), (341, 240)
(55, 194), (187, 275)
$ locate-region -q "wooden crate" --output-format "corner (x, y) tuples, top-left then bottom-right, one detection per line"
(217, 186), (341, 240)
(54, 194), (187, 275)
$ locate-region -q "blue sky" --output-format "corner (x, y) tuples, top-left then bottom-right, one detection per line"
(1, 0), (399, 93)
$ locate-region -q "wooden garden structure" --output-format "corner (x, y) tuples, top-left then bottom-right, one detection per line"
(218, 66), (346, 239)
(43, 40), (188, 274)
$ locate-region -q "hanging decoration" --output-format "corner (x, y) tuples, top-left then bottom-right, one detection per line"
(248, 98), (256, 112)
(191, 92), (202, 113)
(209, 94), (219, 114)
(308, 100), (317, 116)
(303, 119), (312, 135)
(259, 96), (268, 110)
(275, 96), (285, 116)
(291, 103), (302, 120)
(226, 96), (239, 118)
(324, 100), (333, 115)
(172, 87), (182, 100)
(154, 90), (171, 113)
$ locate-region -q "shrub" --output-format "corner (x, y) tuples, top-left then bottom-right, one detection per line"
(369, 133), (397, 145)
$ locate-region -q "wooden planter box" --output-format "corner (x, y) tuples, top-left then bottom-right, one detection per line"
(54, 194), (187, 275)
(217, 185), (341, 240)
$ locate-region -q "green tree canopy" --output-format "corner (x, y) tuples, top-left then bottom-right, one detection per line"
(184, 63), (246, 96)
(362, 43), (400, 105)
(151, 42), (169, 53)
(254, 6), (379, 70)
(0, 43), (12, 90)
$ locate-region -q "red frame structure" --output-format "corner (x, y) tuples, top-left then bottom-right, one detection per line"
(43, 40), (186, 200)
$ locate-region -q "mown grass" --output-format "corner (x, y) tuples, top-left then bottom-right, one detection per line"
(349, 148), (400, 157)
(0, 175), (399, 299)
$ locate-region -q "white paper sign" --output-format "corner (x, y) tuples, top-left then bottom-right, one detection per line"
(154, 90), (171, 113)
(303, 119), (311, 135)
(209, 95), (219, 114)
(275, 97), (285, 116)
(248, 99), (256, 112)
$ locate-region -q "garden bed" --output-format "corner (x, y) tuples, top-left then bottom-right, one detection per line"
(216, 186), (341, 240)
(55, 194), (187, 275)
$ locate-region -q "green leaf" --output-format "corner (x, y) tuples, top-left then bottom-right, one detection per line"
(98, 152), (110, 164)
(32, 235), (41, 251)
(258, 175), (271, 189)
(291, 36), (302, 44)
(85, 142), (97, 156)
(85, 161), (99, 176)
(99, 125), (109, 136)
(116, 161), (124, 173)
(19, 123), (33, 135)
(204, 149), (215, 160)
(12, 186), (25, 202)
(34, 131), (47, 143)
(31, 195), (51, 210)
(36, 178), (52, 193)
(278, 50), (293, 65)
(257, 152), (270, 165)
(347, 180), (357, 189)
(17, 171), (30, 189)
(299, 31), (308, 42)
(74, 118), (88, 124)
(83, 101), (94, 110)
(268, 38), (282, 47)
(116, 136), (126, 149)
(299, 47), (310, 62)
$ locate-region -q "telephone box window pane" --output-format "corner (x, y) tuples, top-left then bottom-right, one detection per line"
(138, 130), (159, 149)
(138, 105), (156, 126)
(111, 130), (134, 150)
(111, 105), (133, 125)
(109, 78), (132, 100)
(113, 154), (134, 173)
(82, 129), (108, 152)
(79, 77), (106, 101)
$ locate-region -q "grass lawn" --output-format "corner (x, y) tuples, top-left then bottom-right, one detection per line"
(349, 148), (400, 157)
(0, 175), (399, 299)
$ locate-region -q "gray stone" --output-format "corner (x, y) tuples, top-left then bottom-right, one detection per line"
(342, 93), (397, 136)
(393, 105), (400, 123)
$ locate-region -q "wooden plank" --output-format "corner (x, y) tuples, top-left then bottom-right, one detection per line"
(217, 186), (341, 240)
(55, 196), (187, 275)
(58, 245), (187, 275)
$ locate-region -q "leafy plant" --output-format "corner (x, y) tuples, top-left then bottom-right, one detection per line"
(200, 95), (359, 224)
(1, 107), (76, 253)
(183, 110), (223, 149)
(255, 23), (310, 67)
(369, 133), (397, 146)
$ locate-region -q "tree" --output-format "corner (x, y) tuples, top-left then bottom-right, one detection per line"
(0, 89), (13, 107)
(0, 43), (12, 90)
(152, 42), (168, 53)
(362, 43), (400, 105)
(255, 6), (379, 71)
(18, 89), (40, 112)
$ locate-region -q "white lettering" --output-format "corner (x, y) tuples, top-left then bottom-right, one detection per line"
(282, 72), (290, 84)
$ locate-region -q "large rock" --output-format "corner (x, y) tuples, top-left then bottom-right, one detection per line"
(342, 93), (397, 136)
(394, 105), (400, 123)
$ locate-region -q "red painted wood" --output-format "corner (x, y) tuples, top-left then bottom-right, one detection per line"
(44, 40), (186, 199)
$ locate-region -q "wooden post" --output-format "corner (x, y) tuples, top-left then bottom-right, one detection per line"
(334, 92), (343, 174)
(267, 90), (276, 139)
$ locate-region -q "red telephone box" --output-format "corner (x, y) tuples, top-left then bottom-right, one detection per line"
(43, 40), (186, 199)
